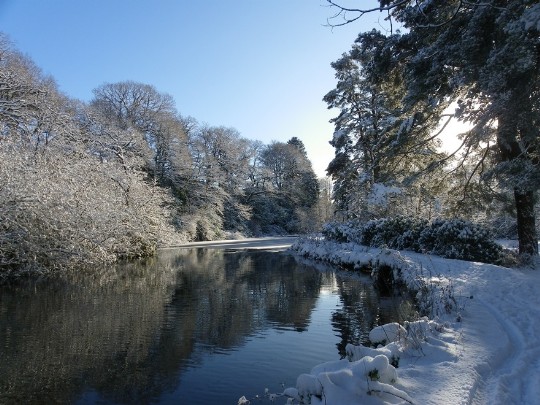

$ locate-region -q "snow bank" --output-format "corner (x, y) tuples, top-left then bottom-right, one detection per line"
(240, 237), (540, 404)
(278, 351), (410, 405)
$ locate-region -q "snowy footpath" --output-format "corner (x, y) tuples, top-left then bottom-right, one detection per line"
(241, 239), (540, 405)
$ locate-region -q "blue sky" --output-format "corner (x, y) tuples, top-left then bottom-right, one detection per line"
(0, 0), (383, 176)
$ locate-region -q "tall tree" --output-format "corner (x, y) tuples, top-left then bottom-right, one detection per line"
(287, 138), (320, 209)
(91, 81), (175, 131)
(262, 140), (319, 207)
(325, 30), (445, 220)
(326, 1), (540, 255)
(187, 124), (254, 237)
(91, 81), (192, 189)
(258, 139), (320, 232)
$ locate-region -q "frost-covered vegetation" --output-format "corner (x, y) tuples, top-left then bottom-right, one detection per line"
(322, 217), (503, 264)
(240, 1), (540, 403)
(0, 34), (329, 278)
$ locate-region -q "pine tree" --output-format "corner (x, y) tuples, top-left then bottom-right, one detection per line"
(325, 30), (444, 220)
(326, 0), (540, 255)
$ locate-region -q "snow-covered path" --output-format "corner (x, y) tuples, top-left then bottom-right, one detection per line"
(288, 239), (540, 405)
(464, 266), (540, 404)
(404, 261), (540, 405)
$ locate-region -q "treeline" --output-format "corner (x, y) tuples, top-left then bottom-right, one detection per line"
(0, 34), (331, 276)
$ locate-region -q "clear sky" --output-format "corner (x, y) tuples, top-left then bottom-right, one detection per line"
(0, 0), (384, 177)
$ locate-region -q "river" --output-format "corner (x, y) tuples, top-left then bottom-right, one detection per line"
(0, 238), (412, 404)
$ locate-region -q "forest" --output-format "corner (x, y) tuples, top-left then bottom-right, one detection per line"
(0, 33), (330, 278)
(1, 0), (539, 278)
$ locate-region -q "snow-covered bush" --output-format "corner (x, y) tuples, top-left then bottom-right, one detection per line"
(361, 217), (427, 251)
(419, 219), (502, 264)
(321, 221), (347, 242)
(321, 220), (363, 243)
(369, 323), (408, 346)
(245, 322), (419, 404)
(0, 139), (184, 278)
(321, 217), (502, 264)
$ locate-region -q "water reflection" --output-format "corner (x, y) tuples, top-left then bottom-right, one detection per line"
(0, 249), (411, 404)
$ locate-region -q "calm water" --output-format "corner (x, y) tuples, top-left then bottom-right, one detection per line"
(0, 248), (412, 404)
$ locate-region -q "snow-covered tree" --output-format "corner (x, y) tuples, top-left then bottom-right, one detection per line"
(185, 124), (255, 238)
(326, 1), (540, 255)
(325, 30), (445, 220)
(261, 139), (319, 206)
(256, 139), (320, 233)
(312, 177), (334, 229)
(91, 81), (192, 188)
(0, 37), (184, 276)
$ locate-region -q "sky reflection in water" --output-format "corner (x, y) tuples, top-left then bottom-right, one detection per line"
(0, 248), (412, 404)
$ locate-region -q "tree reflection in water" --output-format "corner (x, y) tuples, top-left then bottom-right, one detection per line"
(0, 248), (411, 404)
(331, 275), (415, 357)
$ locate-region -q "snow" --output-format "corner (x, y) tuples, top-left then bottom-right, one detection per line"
(367, 183), (402, 207)
(369, 323), (407, 345)
(161, 236), (299, 251)
(242, 238), (540, 404)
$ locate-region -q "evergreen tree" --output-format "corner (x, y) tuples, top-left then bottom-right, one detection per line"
(327, 1), (540, 255)
(325, 30), (445, 220)
(255, 139), (320, 232)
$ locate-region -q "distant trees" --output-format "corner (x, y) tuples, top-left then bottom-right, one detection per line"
(254, 138), (320, 233)
(314, 177), (334, 227)
(91, 81), (192, 188)
(186, 124), (253, 239)
(325, 0), (540, 255)
(261, 138), (318, 204)
(90, 81), (324, 239)
(0, 34), (43, 131)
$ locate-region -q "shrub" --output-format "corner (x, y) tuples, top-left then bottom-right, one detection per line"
(361, 217), (427, 251)
(321, 217), (503, 264)
(419, 219), (502, 264)
(321, 220), (363, 243)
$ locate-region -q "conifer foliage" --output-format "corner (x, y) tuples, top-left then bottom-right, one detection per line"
(326, 0), (540, 255)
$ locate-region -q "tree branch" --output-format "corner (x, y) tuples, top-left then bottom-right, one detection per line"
(325, 0), (410, 27)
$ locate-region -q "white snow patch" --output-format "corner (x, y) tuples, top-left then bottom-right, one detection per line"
(246, 237), (540, 405)
(369, 323), (407, 345)
(367, 183), (402, 207)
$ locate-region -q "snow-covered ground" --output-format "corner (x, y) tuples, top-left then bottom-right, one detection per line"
(160, 236), (298, 251)
(241, 238), (540, 405)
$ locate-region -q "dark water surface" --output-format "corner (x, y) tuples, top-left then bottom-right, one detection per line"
(0, 248), (412, 404)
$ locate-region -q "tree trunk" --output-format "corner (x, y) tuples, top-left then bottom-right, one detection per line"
(497, 110), (538, 256)
(514, 189), (538, 256)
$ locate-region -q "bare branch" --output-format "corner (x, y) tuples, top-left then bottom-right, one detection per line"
(325, 0), (410, 27)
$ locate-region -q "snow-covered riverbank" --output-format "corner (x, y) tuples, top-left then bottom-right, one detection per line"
(160, 236), (298, 251)
(242, 238), (540, 405)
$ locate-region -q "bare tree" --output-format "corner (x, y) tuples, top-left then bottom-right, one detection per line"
(91, 81), (192, 188)
(0, 43), (184, 277)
